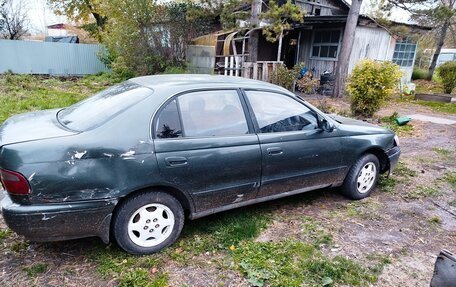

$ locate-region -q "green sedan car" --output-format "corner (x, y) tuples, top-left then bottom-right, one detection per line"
(0, 75), (400, 254)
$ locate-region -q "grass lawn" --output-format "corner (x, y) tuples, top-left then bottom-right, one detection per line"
(413, 100), (456, 114)
(401, 80), (456, 115)
(413, 79), (444, 94)
(0, 73), (124, 123)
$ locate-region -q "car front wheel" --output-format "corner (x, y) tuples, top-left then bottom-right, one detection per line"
(342, 154), (380, 200)
(112, 191), (184, 255)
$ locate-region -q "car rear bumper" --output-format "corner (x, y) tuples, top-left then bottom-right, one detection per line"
(387, 146), (401, 173)
(1, 195), (117, 243)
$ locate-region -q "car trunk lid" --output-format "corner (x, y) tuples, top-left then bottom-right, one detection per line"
(0, 109), (78, 147)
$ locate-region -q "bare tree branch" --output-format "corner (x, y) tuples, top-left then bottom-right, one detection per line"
(0, 0), (29, 40)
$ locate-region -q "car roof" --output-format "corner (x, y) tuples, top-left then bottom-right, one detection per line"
(129, 74), (290, 93)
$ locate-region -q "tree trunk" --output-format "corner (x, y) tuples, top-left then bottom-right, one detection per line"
(277, 28), (283, 62)
(333, 0), (363, 98)
(92, 12), (106, 28)
(248, 0), (262, 62)
(427, 20), (450, 80)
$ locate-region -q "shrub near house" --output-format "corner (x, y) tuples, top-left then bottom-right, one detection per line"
(437, 61), (456, 94)
(348, 60), (403, 117)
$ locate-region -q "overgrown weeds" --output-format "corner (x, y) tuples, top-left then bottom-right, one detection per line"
(171, 208), (271, 263)
(0, 228), (11, 243)
(22, 263), (49, 277)
(232, 240), (382, 287)
(406, 185), (440, 200)
(377, 161), (417, 193)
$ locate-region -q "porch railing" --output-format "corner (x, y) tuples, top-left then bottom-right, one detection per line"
(242, 61), (283, 82)
(220, 56), (283, 83)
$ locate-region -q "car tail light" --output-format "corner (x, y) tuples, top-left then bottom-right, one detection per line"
(0, 168), (31, 195)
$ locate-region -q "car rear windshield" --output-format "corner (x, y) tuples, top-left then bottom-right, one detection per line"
(57, 81), (152, 131)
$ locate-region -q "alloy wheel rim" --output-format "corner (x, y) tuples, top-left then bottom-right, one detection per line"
(127, 203), (175, 247)
(357, 162), (377, 194)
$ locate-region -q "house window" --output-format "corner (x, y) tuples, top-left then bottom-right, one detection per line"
(392, 40), (417, 67)
(311, 30), (341, 59)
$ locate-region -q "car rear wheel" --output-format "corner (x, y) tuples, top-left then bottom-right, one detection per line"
(112, 191), (184, 255)
(341, 154), (380, 200)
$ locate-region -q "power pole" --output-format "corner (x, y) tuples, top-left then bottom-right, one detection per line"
(333, 0), (363, 97)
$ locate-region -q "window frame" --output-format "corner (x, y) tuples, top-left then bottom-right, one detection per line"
(392, 40), (417, 68)
(152, 88), (255, 140)
(241, 89), (321, 134)
(310, 28), (342, 61)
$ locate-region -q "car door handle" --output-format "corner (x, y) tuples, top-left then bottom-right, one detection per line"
(165, 157), (188, 166)
(267, 147), (283, 155)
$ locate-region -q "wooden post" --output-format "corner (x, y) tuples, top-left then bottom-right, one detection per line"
(262, 62), (268, 81)
(224, 57), (228, 76)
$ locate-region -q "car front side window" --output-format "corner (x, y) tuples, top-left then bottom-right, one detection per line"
(245, 91), (318, 133)
(177, 90), (249, 137)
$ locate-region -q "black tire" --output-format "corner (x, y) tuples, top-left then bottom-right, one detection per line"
(112, 191), (184, 255)
(341, 154), (380, 200)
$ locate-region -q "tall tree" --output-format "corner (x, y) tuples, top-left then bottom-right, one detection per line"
(448, 23), (456, 46)
(48, 0), (106, 40)
(48, 0), (105, 27)
(333, 0), (363, 97)
(188, 0), (250, 30)
(386, 0), (455, 79)
(99, 0), (214, 76)
(260, 0), (304, 61)
(0, 0), (28, 40)
(248, 0), (261, 62)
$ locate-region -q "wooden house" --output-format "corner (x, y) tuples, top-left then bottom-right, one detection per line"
(187, 0), (430, 85)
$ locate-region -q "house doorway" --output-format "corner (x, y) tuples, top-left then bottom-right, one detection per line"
(282, 30), (300, 68)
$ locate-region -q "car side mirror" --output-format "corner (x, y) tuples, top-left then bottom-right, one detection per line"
(319, 118), (335, 132)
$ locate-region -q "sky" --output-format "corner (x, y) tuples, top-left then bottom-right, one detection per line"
(22, 0), (64, 34)
(22, 0), (412, 34)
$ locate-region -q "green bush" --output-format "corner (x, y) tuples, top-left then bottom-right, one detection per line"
(162, 66), (188, 74)
(348, 60), (402, 117)
(271, 63), (303, 91)
(437, 61), (456, 94)
(412, 68), (427, 80)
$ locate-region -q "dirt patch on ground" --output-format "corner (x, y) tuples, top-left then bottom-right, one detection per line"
(0, 99), (455, 286)
(0, 230), (115, 287)
(165, 254), (248, 287)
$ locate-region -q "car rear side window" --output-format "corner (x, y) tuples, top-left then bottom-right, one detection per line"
(245, 91), (318, 133)
(155, 100), (182, 138)
(177, 90), (249, 137)
(58, 81), (152, 131)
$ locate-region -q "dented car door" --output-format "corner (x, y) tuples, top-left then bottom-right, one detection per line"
(153, 90), (261, 212)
